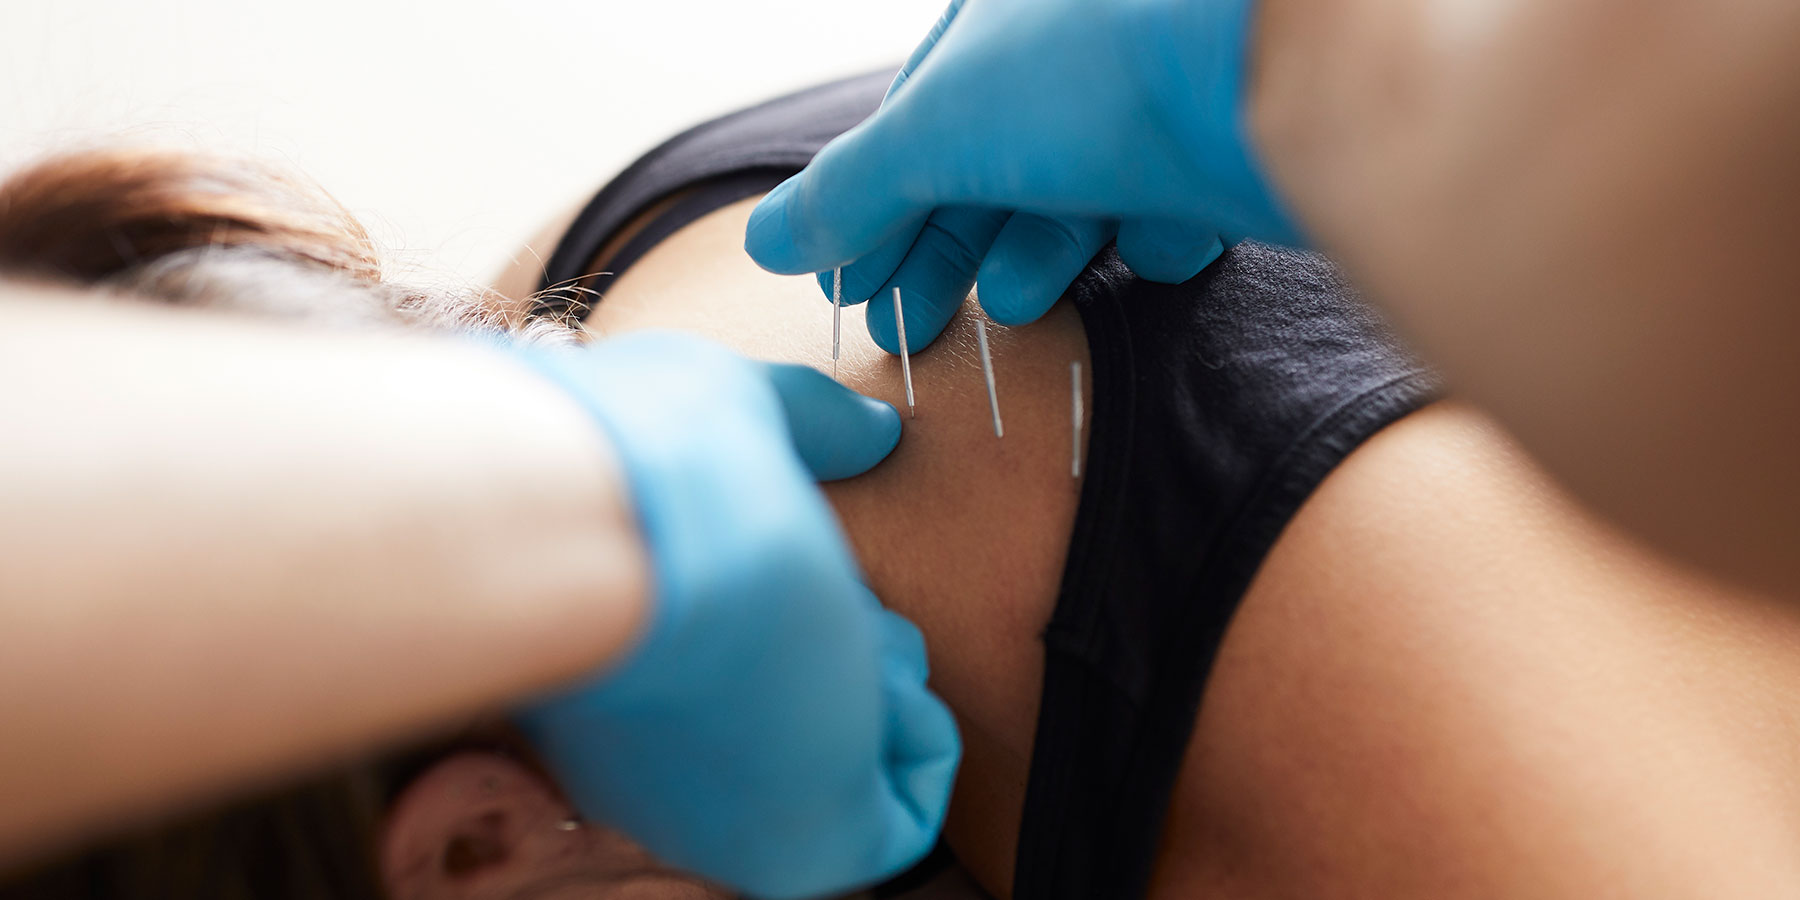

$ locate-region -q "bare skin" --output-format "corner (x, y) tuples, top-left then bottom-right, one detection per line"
(1164, 405), (1800, 899)
(499, 194), (1800, 899)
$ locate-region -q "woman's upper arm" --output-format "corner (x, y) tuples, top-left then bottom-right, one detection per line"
(1157, 403), (1800, 899)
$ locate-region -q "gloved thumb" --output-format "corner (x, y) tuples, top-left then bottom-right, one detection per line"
(762, 362), (903, 481)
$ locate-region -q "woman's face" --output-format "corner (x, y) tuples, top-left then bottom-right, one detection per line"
(379, 752), (727, 900)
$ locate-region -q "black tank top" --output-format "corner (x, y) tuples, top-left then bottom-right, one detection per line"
(538, 71), (1441, 900)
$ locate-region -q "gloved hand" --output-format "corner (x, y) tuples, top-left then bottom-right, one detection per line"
(743, 0), (1303, 353)
(505, 332), (959, 900)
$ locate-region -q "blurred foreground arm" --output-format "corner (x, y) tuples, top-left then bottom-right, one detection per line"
(0, 283), (652, 867)
(1249, 0), (1800, 594)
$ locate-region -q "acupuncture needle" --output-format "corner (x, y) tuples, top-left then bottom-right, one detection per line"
(830, 268), (842, 382)
(892, 286), (916, 418)
(1071, 361), (1084, 479)
(976, 318), (1003, 438)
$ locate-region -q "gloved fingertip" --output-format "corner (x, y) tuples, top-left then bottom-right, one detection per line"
(824, 257), (897, 309)
(744, 178), (812, 274)
(863, 288), (907, 356)
(871, 284), (965, 355)
(975, 258), (1051, 327)
(977, 213), (1111, 326)
(859, 393), (905, 465)
(1117, 243), (1203, 283)
(765, 363), (903, 481)
(835, 254), (896, 307)
(1117, 221), (1226, 284)
(1155, 236), (1227, 283)
(865, 303), (902, 355)
(813, 394), (901, 480)
(1200, 235), (1227, 268)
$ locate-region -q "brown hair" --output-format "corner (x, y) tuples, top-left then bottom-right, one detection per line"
(0, 145), (577, 900)
(0, 144), (584, 341)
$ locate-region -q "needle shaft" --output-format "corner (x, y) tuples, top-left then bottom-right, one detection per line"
(892, 287), (915, 418)
(1071, 361), (1084, 479)
(831, 268), (842, 382)
(977, 318), (1003, 438)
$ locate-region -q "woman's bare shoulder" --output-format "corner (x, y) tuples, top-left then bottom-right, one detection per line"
(577, 196), (1090, 605)
(1157, 403), (1800, 899)
(566, 194), (1096, 894)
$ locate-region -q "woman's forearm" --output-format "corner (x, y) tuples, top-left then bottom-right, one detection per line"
(1248, 0), (1800, 594)
(0, 284), (649, 864)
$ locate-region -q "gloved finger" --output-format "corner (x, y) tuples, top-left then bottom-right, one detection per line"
(886, 0), (968, 100)
(872, 608), (959, 872)
(1116, 217), (1227, 284)
(863, 205), (1009, 354)
(975, 212), (1113, 326)
(744, 112), (940, 276)
(812, 220), (922, 309)
(762, 362), (903, 481)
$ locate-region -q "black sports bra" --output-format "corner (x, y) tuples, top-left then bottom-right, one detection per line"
(539, 70), (1440, 900)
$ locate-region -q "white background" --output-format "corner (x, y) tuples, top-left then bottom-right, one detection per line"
(0, 0), (943, 283)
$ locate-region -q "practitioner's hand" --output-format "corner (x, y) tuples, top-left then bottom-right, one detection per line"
(744, 0), (1302, 353)
(507, 332), (959, 900)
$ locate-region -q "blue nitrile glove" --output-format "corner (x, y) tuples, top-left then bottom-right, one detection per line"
(504, 332), (960, 900)
(744, 0), (1303, 354)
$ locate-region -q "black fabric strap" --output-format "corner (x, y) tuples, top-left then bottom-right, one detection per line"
(534, 70), (895, 320)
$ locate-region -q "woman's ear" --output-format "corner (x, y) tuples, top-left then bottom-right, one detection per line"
(379, 751), (724, 900)
(379, 751), (575, 896)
